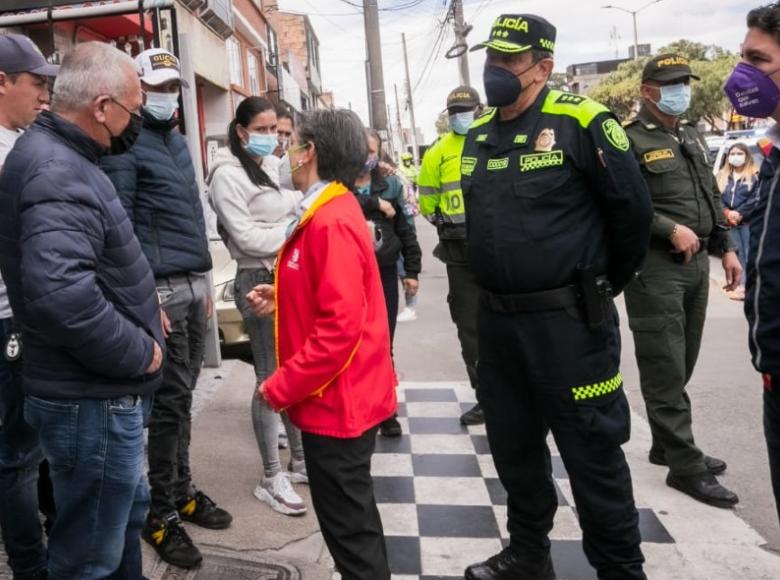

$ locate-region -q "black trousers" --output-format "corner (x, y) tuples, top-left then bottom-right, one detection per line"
(301, 427), (390, 580)
(148, 274), (208, 518)
(446, 263), (480, 390)
(477, 301), (645, 580)
(378, 264), (400, 347)
(764, 375), (780, 527)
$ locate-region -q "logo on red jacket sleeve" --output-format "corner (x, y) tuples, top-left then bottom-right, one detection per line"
(287, 248), (301, 271)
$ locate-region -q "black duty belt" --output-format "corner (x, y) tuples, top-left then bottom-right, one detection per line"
(483, 285), (581, 314)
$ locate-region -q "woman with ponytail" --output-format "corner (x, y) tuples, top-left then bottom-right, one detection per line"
(207, 97), (307, 516)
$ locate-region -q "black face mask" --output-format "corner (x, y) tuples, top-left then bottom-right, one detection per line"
(104, 98), (143, 155)
(483, 61), (538, 108)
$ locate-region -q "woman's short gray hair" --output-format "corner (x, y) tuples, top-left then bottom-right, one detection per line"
(51, 42), (137, 111)
(296, 109), (368, 190)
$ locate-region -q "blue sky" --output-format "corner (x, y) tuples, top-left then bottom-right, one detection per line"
(279, 0), (749, 143)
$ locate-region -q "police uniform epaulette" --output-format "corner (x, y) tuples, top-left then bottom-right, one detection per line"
(470, 107), (497, 130)
(541, 90), (609, 128)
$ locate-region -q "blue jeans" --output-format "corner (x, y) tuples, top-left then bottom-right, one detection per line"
(0, 318), (47, 579)
(729, 224), (750, 286)
(24, 395), (151, 580)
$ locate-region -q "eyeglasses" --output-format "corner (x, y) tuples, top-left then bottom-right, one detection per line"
(110, 97), (142, 118)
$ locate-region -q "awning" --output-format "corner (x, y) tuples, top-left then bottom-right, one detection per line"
(0, 0), (173, 27)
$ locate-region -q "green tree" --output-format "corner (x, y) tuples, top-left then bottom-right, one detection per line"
(588, 40), (738, 131)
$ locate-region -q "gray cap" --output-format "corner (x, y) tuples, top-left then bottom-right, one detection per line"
(0, 34), (59, 77)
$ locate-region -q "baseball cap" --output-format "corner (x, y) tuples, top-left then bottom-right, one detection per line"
(470, 14), (556, 55)
(642, 53), (700, 83)
(0, 34), (59, 77)
(446, 85), (480, 111)
(136, 48), (189, 88)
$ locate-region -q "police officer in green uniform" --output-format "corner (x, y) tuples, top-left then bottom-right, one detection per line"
(462, 14), (652, 580)
(623, 54), (742, 509)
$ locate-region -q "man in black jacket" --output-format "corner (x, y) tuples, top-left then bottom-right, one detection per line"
(0, 41), (163, 579)
(101, 48), (229, 569)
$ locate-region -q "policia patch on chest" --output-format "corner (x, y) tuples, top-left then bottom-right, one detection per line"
(519, 150), (564, 172)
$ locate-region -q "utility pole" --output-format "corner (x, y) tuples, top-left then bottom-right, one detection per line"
(452, 0), (471, 86)
(402, 33), (419, 166)
(394, 83), (406, 155)
(602, 1), (664, 60)
(363, 0), (388, 133)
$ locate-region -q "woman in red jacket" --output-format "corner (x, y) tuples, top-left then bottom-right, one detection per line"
(247, 109), (396, 580)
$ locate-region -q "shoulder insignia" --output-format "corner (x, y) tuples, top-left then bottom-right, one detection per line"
(514, 134), (529, 145)
(555, 93), (587, 106)
(475, 134), (488, 143)
(542, 90), (609, 128)
(643, 149), (675, 163)
(602, 119), (630, 152)
(470, 107), (496, 130)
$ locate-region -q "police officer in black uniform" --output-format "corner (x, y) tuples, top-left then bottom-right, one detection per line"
(462, 14), (653, 580)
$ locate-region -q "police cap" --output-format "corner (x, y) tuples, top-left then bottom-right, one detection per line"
(642, 53), (700, 83)
(446, 85), (480, 111)
(470, 14), (556, 55)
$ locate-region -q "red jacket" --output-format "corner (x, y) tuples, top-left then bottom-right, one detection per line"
(263, 181), (397, 438)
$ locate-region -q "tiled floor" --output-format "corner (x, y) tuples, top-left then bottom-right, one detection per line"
(374, 383), (674, 580)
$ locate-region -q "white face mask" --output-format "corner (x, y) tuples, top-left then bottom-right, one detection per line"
(144, 91), (180, 121)
(728, 153), (746, 168)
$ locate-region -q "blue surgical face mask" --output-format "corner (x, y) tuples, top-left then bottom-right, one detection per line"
(144, 91), (179, 121)
(450, 111), (475, 135)
(244, 133), (278, 158)
(356, 184), (371, 196)
(654, 83), (691, 116)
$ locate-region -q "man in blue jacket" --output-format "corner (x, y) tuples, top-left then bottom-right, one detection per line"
(729, 2), (780, 529)
(0, 41), (163, 579)
(101, 47), (229, 569)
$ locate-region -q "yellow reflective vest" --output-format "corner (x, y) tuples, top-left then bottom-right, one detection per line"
(418, 131), (466, 238)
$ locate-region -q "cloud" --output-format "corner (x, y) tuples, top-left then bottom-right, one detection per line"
(280, 0), (748, 144)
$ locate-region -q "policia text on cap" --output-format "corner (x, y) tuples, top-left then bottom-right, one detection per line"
(460, 13), (653, 580)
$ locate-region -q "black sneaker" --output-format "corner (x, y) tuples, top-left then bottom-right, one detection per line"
(379, 415), (402, 437)
(178, 490), (233, 530)
(465, 547), (555, 580)
(460, 403), (485, 426)
(142, 513), (203, 569)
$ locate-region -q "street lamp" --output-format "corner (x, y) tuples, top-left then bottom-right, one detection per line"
(602, 0), (665, 60)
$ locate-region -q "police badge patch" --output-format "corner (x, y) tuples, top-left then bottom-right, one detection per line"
(602, 119), (630, 152)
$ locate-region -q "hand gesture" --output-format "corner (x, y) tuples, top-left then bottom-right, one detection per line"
(402, 278), (419, 297)
(378, 199), (396, 219)
(247, 284), (276, 317)
(669, 224), (700, 264)
(146, 341), (163, 374)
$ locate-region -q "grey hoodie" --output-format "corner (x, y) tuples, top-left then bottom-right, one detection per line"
(207, 148), (302, 272)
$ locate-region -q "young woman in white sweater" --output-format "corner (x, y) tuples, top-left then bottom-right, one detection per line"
(208, 97), (306, 516)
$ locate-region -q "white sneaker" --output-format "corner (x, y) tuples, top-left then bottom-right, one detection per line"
(288, 458), (308, 484)
(396, 307), (417, 322)
(253, 472), (307, 516)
